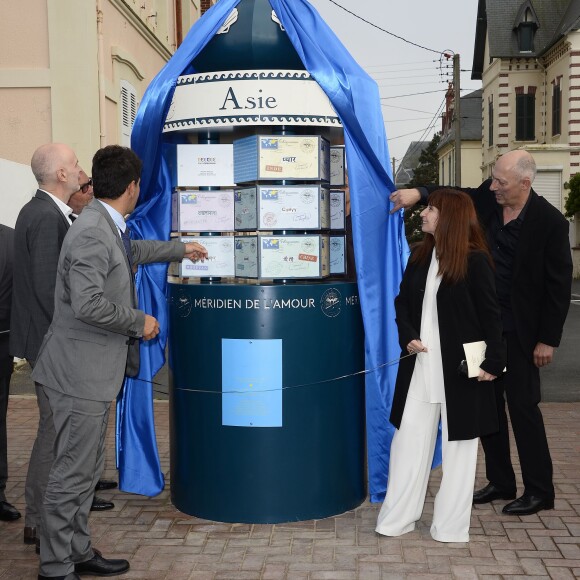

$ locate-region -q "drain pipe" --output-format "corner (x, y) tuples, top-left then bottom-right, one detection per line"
(97, 0), (107, 147)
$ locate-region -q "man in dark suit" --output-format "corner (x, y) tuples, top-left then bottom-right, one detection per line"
(0, 224), (20, 522)
(32, 145), (207, 579)
(389, 149), (573, 516)
(10, 144), (115, 548)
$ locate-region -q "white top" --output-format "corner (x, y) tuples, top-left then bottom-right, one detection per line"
(407, 251), (446, 403)
(41, 189), (73, 225)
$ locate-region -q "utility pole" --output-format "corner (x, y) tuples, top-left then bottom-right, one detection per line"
(392, 156), (396, 180)
(453, 53), (461, 187)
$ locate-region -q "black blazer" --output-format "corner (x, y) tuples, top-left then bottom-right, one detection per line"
(390, 250), (506, 441)
(426, 181), (573, 356)
(9, 190), (70, 362)
(0, 225), (14, 377)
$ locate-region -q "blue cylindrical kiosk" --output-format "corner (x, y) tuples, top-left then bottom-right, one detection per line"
(168, 280), (365, 523)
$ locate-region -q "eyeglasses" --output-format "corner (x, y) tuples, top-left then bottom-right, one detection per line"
(79, 178), (92, 194)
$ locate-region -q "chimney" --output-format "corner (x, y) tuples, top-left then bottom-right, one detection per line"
(201, 0), (211, 14)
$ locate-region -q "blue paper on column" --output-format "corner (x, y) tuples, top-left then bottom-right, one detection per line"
(222, 338), (283, 427)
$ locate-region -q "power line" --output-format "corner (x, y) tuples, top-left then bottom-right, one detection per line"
(370, 67), (443, 76)
(362, 60), (435, 69)
(373, 73), (443, 81)
(381, 89), (448, 100)
(378, 80), (449, 88)
(384, 117), (434, 123)
(381, 104), (439, 115)
(380, 88), (481, 100)
(390, 97), (445, 160)
(388, 128), (438, 141)
(327, 0), (443, 54)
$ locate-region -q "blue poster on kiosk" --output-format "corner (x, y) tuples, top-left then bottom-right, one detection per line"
(222, 338), (283, 427)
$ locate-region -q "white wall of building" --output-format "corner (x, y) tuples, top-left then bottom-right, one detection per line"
(0, 157), (37, 228)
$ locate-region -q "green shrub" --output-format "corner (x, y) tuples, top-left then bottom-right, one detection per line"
(564, 173), (580, 218)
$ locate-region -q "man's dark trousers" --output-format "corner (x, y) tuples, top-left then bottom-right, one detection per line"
(482, 331), (554, 499)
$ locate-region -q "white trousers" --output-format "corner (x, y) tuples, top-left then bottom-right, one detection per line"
(375, 397), (479, 543)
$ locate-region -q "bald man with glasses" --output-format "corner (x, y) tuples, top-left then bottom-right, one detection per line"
(10, 145), (116, 551)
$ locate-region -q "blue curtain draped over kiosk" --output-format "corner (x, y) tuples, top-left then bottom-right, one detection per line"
(118, 0), (432, 503)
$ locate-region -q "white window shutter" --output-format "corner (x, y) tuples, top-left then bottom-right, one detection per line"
(120, 80), (138, 147)
(534, 171), (562, 211)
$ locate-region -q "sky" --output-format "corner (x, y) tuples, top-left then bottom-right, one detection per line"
(307, 0), (481, 172)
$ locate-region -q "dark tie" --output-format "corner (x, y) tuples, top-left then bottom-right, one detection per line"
(69, 214), (77, 222)
(120, 227), (133, 270)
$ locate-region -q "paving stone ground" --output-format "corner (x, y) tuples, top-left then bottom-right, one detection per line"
(1, 397), (578, 580)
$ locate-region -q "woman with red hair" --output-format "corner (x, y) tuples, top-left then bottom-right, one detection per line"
(376, 188), (506, 543)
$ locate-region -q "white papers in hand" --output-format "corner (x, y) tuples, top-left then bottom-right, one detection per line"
(462, 341), (506, 378)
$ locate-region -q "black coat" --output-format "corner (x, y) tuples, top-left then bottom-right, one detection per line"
(9, 190), (70, 362)
(426, 182), (573, 356)
(390, 250), (506, 441)
(0, 225), (14, 377)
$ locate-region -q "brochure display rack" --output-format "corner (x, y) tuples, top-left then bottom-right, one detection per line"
(166, 0), (364, 523)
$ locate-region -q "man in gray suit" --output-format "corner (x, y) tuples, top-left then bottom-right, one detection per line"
(10, 145), (115, 548)
(10, 144), (84, 545)
(32, 145), (207, 579)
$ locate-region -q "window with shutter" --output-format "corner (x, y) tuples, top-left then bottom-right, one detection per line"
(552, 84), (561, 137)
(120, 80), (138, 147)
(488, 98), (494, 146)
(516, 93), (535, 141)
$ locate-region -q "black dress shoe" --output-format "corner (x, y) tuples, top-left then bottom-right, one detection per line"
(24, 525), (37, 544)
(473, 483), (516, 504)
(90, 496), (114, 511)
(502, 493), (555, 516)
(75, 551), (129, 576)
(0, 500), (21, 521)
(95, 479), (118, 491)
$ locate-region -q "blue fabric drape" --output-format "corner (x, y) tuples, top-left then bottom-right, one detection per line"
(119, 0), (424, 501)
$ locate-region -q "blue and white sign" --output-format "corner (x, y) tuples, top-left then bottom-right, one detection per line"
(222, 338), (283, 427)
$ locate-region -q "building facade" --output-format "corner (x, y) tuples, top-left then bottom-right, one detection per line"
(437, 87), (484, 188)
(472, 0), (580, 274)
(0, 0), (208, 227)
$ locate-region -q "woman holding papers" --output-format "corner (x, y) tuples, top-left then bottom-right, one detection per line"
(376, 188), (506, 543)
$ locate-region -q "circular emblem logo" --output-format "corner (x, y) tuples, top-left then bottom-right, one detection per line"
(320, 288), (342, 318)
(175, 291), (192, 318)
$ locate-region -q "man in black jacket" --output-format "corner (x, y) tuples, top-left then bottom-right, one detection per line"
(389, 149), (573, 515)
(0, 224), (20, 522)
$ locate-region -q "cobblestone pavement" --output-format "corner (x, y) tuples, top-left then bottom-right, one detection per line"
(1, 397), (578, 580)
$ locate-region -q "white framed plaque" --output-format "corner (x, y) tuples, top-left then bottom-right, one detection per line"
(330, 145), (346, 186)
(172, 189), (234, 232)
(259, 235), (329, 279)
(330, 190), (345, 230)
(235, 234), (330, 279)
(234, 236), (259, 278)
(258, 186), (329, 230)
(175, 236), (235, 278)
(234, 187), (258, 231)
(234, 135), (330, 183)
(330, 235), (346, 275)
(176, 144), (234, 187)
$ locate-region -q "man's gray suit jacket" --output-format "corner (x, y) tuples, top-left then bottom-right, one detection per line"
(32, 199), (184, 402)
(10, 190), (70, 362)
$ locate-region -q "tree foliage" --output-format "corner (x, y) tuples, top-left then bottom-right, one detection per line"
(404, 132), (441, 243)
(564, 173), (580, 219)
